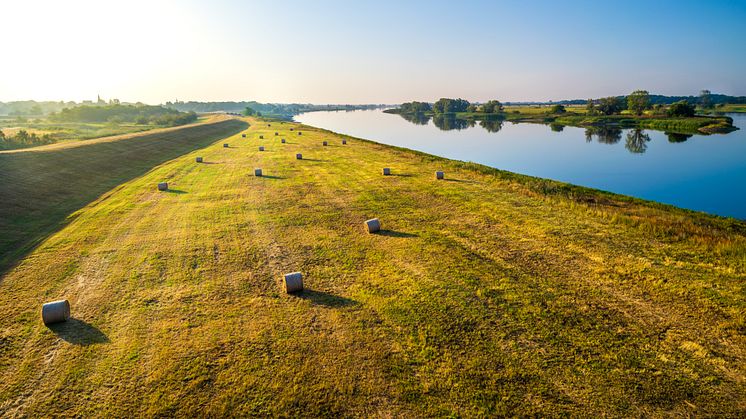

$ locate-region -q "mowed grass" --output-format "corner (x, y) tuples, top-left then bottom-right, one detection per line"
(0, 118), (744, 416)
(0, 118), (247, 272)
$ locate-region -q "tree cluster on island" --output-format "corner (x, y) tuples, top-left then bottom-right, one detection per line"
(585, 90), (701, 117)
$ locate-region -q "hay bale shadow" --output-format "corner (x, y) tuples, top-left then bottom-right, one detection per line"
(48, 318), (110, 346)
(376, 230), (418, 238)
(301, 158), (329, 162)
(165, 189), (188, 194)
(392, 174), (414, 178)
(260, 175), (285, 180)
(295, 290), (358, 308)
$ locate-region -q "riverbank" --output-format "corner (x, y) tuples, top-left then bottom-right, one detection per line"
(2, 116), (744, 416)
(384, 108), (737, 135)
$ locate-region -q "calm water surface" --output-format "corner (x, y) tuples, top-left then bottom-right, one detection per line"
(295, 109), (746, 219)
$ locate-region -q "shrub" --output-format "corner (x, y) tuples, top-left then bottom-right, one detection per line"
(667, 101), (696, 117)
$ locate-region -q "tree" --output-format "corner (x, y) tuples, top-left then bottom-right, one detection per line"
(597, 97), (623, 115)
(550, 104), (566, 114)
(667, 100), (696, 117)
(242, 106), (256, 116)
(627, 90), (650, 116)
(432, 98), (470, 114)
(466, 104), (477, 113)
(0, 129), (5, 140)
(481, 100), (503, 113)
(399, 101), (432, 113)
(586, 99), (596, 115)
(699, 90), (712, 109)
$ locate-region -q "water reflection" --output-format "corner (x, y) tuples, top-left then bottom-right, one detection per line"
(625, 129), (652, 154)
(432, 114), (474, 131)
(399, 112), (431, 125)
(585, 127), (623, 144)
(479, 118), (504, 133)
(666, 132), (692, 143)
(395, 112), (690, 156)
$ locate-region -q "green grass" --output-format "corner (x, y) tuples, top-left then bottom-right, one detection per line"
(0, 118), (247, 272)
(0, 117), (744, 416)
(701, 104), (746, 113)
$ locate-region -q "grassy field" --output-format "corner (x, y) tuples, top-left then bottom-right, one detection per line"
(0, 117), (247, 273)
(0, 117), (744, 416)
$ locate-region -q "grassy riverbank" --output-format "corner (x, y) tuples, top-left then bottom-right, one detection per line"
(0, 117), (247, 272)
(0, 117), (744, 416)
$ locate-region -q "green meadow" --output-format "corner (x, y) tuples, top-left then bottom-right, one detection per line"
(0, 117), (744, 416)
(0, 118), (247, 272)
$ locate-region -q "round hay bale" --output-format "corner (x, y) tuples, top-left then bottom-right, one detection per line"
(41, 299), (70, 325)
(254, 168), (263, 177)
(223, 143), (229, 148)
(382, 168), (391, 176)
(283, 272), (303, 293)
(323, 141), (328, 146)
(435, 171), (444, 180)
(196, 157), (203, 163)
(259, 135), (264, 139)
(298, 132), (302, 136)
(268, 123), (271, 127)
(259, 146), (265, 151)
(365, 218), (381, 233)
(281, 139), (286, 143)
(275, 132), (278, 136)
(296, 153), (303, 160)
(157, 182), (168, 191)
(290, 128), (294, 131)
(242, 134), (246, 138)
(342, 139), (347, 145)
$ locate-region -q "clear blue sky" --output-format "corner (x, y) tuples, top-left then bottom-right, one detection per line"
(3, 0), (745, 103)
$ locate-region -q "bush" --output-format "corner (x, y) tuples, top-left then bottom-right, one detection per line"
(667, 101), (696, 117)
(432, 98), (470, 113)
(0, 129), (55, 150)
(597, 97), (624, 115)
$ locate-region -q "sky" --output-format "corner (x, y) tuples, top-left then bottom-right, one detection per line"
(2, 0), (746, 104)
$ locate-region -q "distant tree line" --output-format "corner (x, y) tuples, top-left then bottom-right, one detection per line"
(508, 92), (746, 107)
(49, 105), (197, 126)
(0, 129), (54, 150)
(397, 98), (504, 114)
(584, 90), (700, 117)
(165, 101), (385, 118)
(398, 101), (432, 113)
(0, 97), (149, 116)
